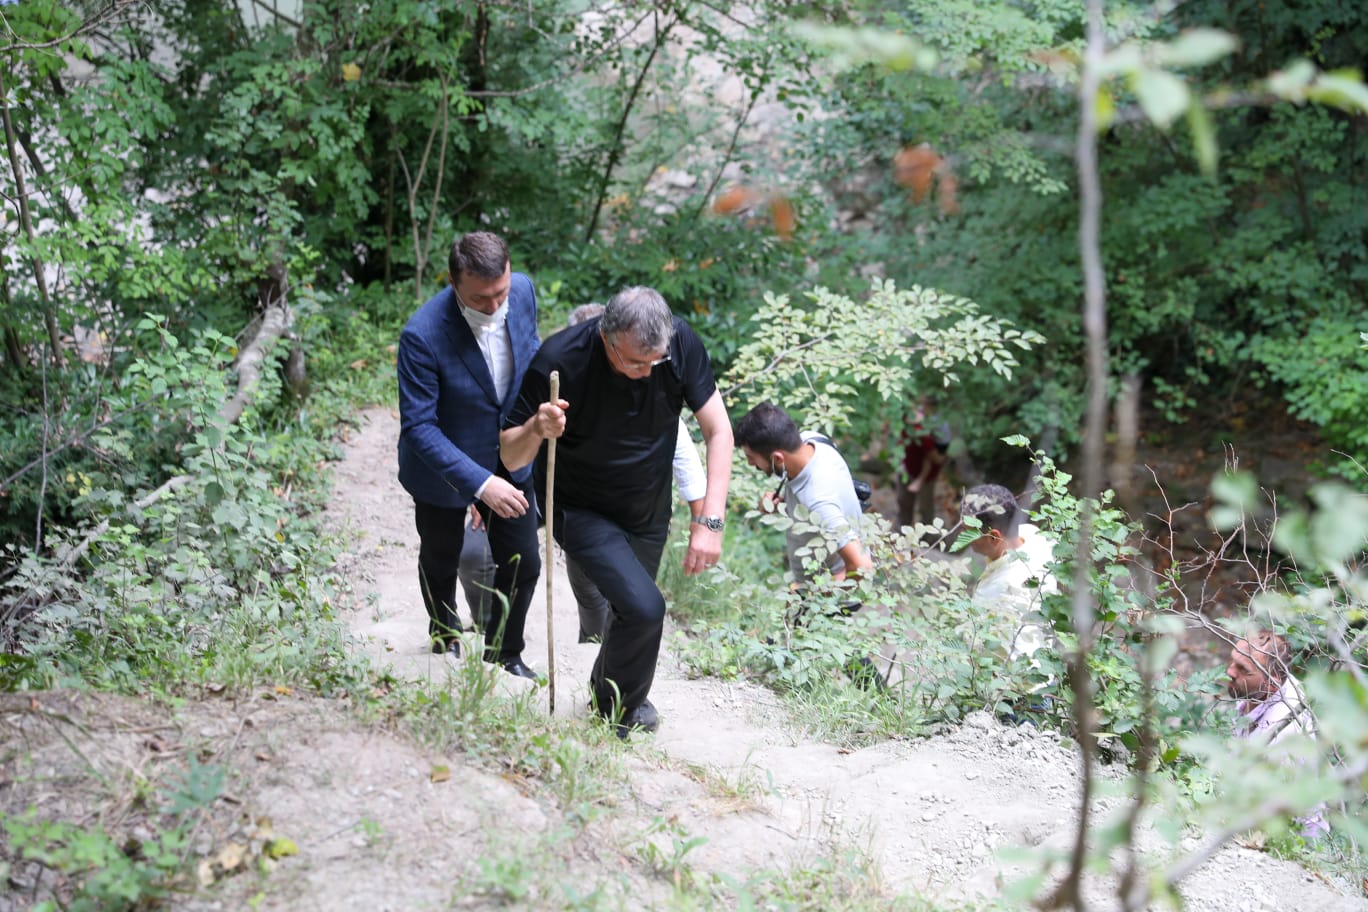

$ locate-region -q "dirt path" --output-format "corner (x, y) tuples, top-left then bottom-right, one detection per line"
(312, 407), (1364, 911)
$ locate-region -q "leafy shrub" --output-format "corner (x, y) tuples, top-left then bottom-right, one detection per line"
(2, 316), (368, 699)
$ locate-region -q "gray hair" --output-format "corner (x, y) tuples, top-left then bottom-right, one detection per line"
(567, 302), (605, 326)
(601, 286), (674, 352)
(1241, 630), (1292, 685)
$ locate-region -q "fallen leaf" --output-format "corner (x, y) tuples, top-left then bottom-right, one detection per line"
(255, 750), (273, 762)
(349, 359), (367, 371)
(274, 685), (293, 696)
(264, 837), (298, 859)
(430, 764), (451, 783)
(216, 841), (248, 872)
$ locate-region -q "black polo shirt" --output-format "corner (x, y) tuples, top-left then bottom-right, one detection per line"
(505, 316), (717, 532)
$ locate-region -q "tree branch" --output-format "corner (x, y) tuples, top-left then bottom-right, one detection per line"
(218, 267), (292, 427)
(1144, 753), (1368, 906)
(0, 0), (135, 53)
(51, 473), (193, 571)
(0, 68), (65, 369)
(1040, 1), (1109, 909)
(397, 70), (455, 298)
(585, 9), (677, 243)
(691, 77), (762, 224)
(244, 0), (303, 30)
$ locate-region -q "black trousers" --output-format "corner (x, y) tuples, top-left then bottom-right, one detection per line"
(413, 477), (540, 662)
(566, 556), (611, 644)
(557, 505), (668, 713)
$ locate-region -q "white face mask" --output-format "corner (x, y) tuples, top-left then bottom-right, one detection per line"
(460, 297), (508, 332)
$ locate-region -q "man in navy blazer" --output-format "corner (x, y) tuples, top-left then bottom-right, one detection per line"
(397, 231), (541, 678)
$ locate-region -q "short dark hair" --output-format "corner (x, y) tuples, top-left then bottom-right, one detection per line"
(960, 484), (1022, 537)
(734, 401), (803, 454)
(601, 286), (673, 351)
(448, 231), (509, 283)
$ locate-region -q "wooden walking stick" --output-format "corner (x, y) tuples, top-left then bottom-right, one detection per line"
(544, 371), (560, 714)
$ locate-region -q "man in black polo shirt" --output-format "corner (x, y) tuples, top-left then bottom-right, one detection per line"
(501, 286), (733, 738)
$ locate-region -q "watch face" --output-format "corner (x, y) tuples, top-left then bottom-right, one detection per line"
(703, 516), (724, 532)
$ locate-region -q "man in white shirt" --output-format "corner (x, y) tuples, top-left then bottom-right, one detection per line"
(958, 484), (1058, 662)
(734, 402), (872, 586)
(396, 231), (541, 677)
(734, 402), (878, 688)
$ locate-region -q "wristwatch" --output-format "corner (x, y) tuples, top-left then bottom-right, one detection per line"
(691, 515), (725, 532)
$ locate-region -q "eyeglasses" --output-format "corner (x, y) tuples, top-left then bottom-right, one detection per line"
(606, 335), (671, 371)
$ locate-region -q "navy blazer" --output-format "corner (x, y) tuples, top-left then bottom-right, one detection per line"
(397, 273), (540, 509)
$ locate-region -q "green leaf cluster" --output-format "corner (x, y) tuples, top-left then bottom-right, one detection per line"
(785, 0), (1368, 482)
(724, 278), (1043, 447)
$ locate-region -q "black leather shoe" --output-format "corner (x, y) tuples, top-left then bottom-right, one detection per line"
(500, 657), (537, 680)
(431, 638), (460, 656)
(616, 700), (660, 739)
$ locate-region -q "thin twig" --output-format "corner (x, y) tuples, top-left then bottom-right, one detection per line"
(1, 398), (160, 493)
(1041, 0), (1109, 908)
(399, 74), (452, 297)
(419, 73), (451, 289)
(585, 8), (677, 242)
(0, 68), (65, 368)
(36, 345), (49, 553)
(691, 79), (762, 223)
(246, 0), (303, 30)
(0, 0), (133, 53)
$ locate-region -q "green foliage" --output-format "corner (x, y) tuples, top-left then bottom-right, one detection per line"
(4, 812), (189, 911)
(2, 756), (223, 911)
(723, 279), (1043, 449)
(1, 312), (368, 698)
(786, 2), (1368, 479)
(1023, 444), (1222, 754)
(1251, 317), (1368, 481)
